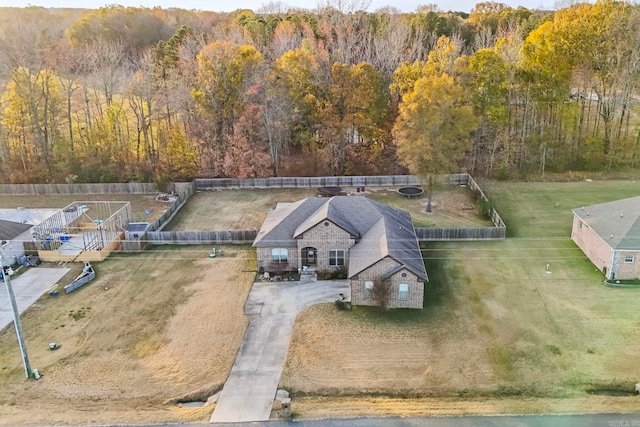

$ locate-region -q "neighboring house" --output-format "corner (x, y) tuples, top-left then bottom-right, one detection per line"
(571, 196), (640, 280)
(0, 208), (60, 265)
(0, 219), (33, 264)
(253, 196), (428, 309)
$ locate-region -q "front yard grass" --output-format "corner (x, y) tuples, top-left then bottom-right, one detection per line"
(281, 179), (640, 417)
(0, 245), (256, 425)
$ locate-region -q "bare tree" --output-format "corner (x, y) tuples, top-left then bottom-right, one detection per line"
(368, 13), (413, 81)
(371, 277), (392, 310)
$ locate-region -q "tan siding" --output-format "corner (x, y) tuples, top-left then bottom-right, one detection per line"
(351, 257), (424, 309)
(571, 214), (614, 278)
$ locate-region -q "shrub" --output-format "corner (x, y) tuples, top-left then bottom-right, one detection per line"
(495, 165), (510, 181)
(478, 197), (493, 219)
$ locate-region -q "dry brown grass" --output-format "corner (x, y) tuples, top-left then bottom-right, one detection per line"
(0, 245), (255, 425)
(282, 242), (640, 405)
(0, 193), (171, 223)
(165, 185), (489, 231)
(164, 188), (317, 231)
(292, 395), (640, 418)
(365, 185), (491, 228)
(281, 180), (640, 418)
(281, 300), (495, 396)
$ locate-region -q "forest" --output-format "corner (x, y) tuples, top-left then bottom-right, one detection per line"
(0, 1), (638, 184)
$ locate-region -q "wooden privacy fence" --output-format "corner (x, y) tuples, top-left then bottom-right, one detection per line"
(147, 181), (196, 232)
(0, 182), (158, 195)
(145, 230), (258, 244)
(465, 175), (506, 228)
(195, 175), (421, 189)
(415, 226), (505, 241)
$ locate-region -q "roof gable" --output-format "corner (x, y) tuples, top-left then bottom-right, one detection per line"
(253, 196), (428, 282)
(253, 198), (321, 247)
(294, 198), (360, 238)
(572, 196), (640, 249)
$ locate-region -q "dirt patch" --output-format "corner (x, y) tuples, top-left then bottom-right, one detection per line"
(0, 245), (255, 425)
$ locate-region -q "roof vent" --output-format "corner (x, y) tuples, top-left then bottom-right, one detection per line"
(586, 212), (589, 216)
(581, 207), (584, 210)
(610, 234), (614, 239)
(621, 213), (624, 217)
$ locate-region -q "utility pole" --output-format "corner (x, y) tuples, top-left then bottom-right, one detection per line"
(1, 251), (32, 379)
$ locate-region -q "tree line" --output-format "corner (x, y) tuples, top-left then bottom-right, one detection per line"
(0, 1), (638, 184)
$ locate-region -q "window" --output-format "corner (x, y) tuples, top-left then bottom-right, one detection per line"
(578, 221), (583, 230)
(329, 249), (345, 266)
(398, 283), (409, 301)
(624, 254), (634, 263)
(271, 248), (288, 263)
(364, 281), (373, 298)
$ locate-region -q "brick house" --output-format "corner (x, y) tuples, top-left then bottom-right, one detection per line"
(253, 196), (428, 309)
(571, 196), (640, 280)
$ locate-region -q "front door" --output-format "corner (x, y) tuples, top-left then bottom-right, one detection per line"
(302, 247), (317, 266)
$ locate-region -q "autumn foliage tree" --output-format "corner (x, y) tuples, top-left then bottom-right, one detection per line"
(222, 105), (272, 178)
(2, 3), (640, 183)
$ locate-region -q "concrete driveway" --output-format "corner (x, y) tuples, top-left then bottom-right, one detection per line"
(0, 267), (70, 332)
(210, 278), (350, 423)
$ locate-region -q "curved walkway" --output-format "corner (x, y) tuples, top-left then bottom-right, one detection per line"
(210, 277), (350, 423)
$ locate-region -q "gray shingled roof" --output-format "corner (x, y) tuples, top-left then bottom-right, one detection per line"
(0, 220), (32, 241)
(572, 196), (640, 250)
(253, 196), (428, 281)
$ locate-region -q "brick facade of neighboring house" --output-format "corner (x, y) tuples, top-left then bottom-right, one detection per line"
(571, 196), (640, 280)
(571, 215), (614, 276)
(253, 196), (428, 309)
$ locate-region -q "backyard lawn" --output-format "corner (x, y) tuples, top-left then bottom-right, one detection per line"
(0, 245), (255, 425)
(164, 184), (490, 231)
(281, 179), (640, 417)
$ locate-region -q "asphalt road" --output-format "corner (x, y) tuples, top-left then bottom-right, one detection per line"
(131, 413), (640, 427)
(0, 267), (69, 331)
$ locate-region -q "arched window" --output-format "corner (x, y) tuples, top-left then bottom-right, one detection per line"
(398, 283), (409, 300)
(271, 248), (288, 263)
(364, 281), (373, 298)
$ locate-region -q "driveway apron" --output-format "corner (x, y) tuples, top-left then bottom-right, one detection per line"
(210, 279), (350, 423)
